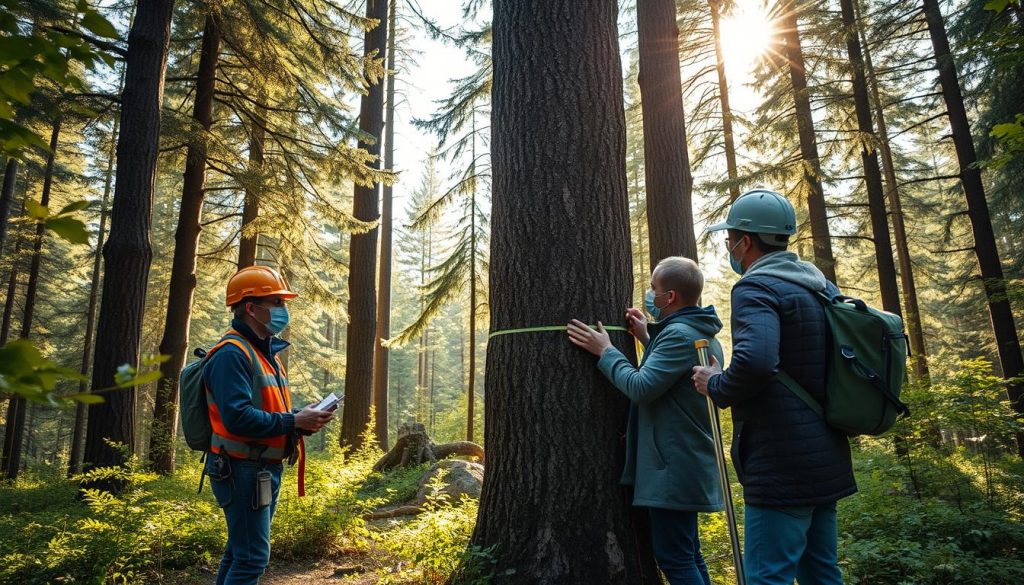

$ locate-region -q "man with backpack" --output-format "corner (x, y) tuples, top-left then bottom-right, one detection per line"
(691, 190), (857, 585)
(202, 266), (333, 585)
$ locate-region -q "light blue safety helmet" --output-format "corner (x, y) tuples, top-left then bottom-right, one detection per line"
(706, 189), (796, 246)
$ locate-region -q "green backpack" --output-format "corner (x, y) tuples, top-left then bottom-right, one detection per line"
(179, 333), (259, 451)
(778, 291), (911, 437)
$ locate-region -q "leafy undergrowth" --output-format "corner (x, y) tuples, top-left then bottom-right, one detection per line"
(1, 433), (1023, 584)
(0, 439), (487, 585)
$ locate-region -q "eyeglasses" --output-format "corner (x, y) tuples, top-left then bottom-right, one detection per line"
(253, 297), (287, 307)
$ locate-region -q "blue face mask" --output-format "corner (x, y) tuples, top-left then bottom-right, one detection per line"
(255, 305), (290, 336)
(645, 289), (669, 321)
(728, 238), (745, 276)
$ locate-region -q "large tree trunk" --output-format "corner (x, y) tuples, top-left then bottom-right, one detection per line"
(709, 0), (740, 201)
(237, 106), (265, 269)
(69, 114), (118, 477)
(839, 0), (900, 315)
(2, 119), (61, 480)
(341, 0), (387, 449)
(371, 0), (397, 450)
(82, 0), (175, 489)
(857, 0), (928, 380)
(780, 1), (837, 283)
(150, 14), (220, 474)
(0, 159), (17, 258)
(469, 1), (659, 582)
(636, 0), (697, 267)
(923, 0), (1024, 455)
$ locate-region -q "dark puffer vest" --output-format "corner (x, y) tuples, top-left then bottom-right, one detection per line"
(708, 252), (857, 507)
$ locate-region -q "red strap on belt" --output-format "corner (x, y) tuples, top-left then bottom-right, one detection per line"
(297, 436), (306, 497)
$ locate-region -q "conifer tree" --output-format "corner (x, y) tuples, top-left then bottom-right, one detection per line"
(342, 0), (389, 448)
(469, 0), (658, 580)
(922, 0), (1024, 454)
(82, 0), (176, 488)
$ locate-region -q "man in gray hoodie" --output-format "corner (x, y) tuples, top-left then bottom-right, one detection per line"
(568, 256), (724, 585)
(692, 190), (856, 585)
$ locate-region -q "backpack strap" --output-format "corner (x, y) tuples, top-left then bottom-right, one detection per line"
(211, 333), (261, 393)
(776, 370), (824, 417)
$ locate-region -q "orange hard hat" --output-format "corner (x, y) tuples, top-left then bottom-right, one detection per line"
(226, 265), (298, 306)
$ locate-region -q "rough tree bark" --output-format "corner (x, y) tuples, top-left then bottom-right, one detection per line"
(709, 0), (740, 201)
(341, 0), (387, 449)
(923, 0), (1024, 455)
(780, 1), (837, 283)
(637, 0), (698, 266)
(372, 0), (397, 450)
(839, 0), (901, 315)
(856, 0), (928, 380)
(237, 105), (265, 269)
(69, 114), (118, 477)
(468, 1), (659, 582)
(0, 159), (17, 258)
(150, 13), (221, 474)
(82, 0), (176, 487)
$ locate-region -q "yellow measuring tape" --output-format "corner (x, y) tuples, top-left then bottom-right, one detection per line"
(488, 324), (628, 339)
(488, 324), (646, 360)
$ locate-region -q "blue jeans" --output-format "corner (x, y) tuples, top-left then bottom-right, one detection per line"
(648, 508), (712, 585)
(207, 455), (283, 585)
(744, 503), (843, 585)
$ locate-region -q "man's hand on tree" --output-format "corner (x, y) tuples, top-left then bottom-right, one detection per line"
(567, 320), (612, 357)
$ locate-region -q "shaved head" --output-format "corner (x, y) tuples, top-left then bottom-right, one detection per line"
(653, 256), (703, 306)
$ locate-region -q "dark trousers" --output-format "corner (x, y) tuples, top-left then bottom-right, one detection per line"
(648, 508), (712, 585)
(207, 456), (283, 585)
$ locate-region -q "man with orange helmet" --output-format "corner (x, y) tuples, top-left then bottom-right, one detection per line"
(204, 265), (333, 584)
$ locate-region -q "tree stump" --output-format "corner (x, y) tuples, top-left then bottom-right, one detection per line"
(372, 422), (485, 473)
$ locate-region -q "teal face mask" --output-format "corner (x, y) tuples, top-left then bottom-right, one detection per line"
(645, 289), (669, 321)
(728, 238), (745, 276)
(261, 305), (290, 335)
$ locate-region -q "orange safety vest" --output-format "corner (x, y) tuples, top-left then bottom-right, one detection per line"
(204, 330), (306, 495)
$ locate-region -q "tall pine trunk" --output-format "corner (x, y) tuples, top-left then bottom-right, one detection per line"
(69, 114), (119, 476)
(709, 0), (740, 201)
(237, 106), (265, 269)
(151, 14), (220, 474)
(467, 118), (478, 443)
(923, 0), (1024, 454)
(341, 0), (387, 448)
(3, 118), (61, 480)
(781, 1), (837, 283)
(469, 1), (658, 581)
(637, 0), (697, 266)
(857, 0), (928, 379)
(371, 0), (397, 449)
(839, 0), (900, 315)
(83, 0), (175, 487)
(0, 159), (17, 258)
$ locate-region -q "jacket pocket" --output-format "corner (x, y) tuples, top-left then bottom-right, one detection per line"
(650, 424), (668, 470)
(730, 420), (745, 483)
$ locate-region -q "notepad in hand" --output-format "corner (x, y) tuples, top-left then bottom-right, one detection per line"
(314, 392), (342, 412)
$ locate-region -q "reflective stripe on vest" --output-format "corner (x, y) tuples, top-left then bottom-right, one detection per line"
(205, 330), (292, 461)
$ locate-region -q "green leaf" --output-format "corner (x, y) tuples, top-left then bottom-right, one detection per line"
(24, 199), (49, 220)
(80, 11), (118, 40)
(64, 393), (105, 405)
(118, 369), (162, 388)
(58, 200), (91, 215)
(46, 216), (89, 244)
(984, 0), (1013, 14)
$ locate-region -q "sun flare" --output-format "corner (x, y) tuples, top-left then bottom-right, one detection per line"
(716, 0), (775, 86)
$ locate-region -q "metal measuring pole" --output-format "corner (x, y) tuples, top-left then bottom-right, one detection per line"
(695, 339), (746, 585)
